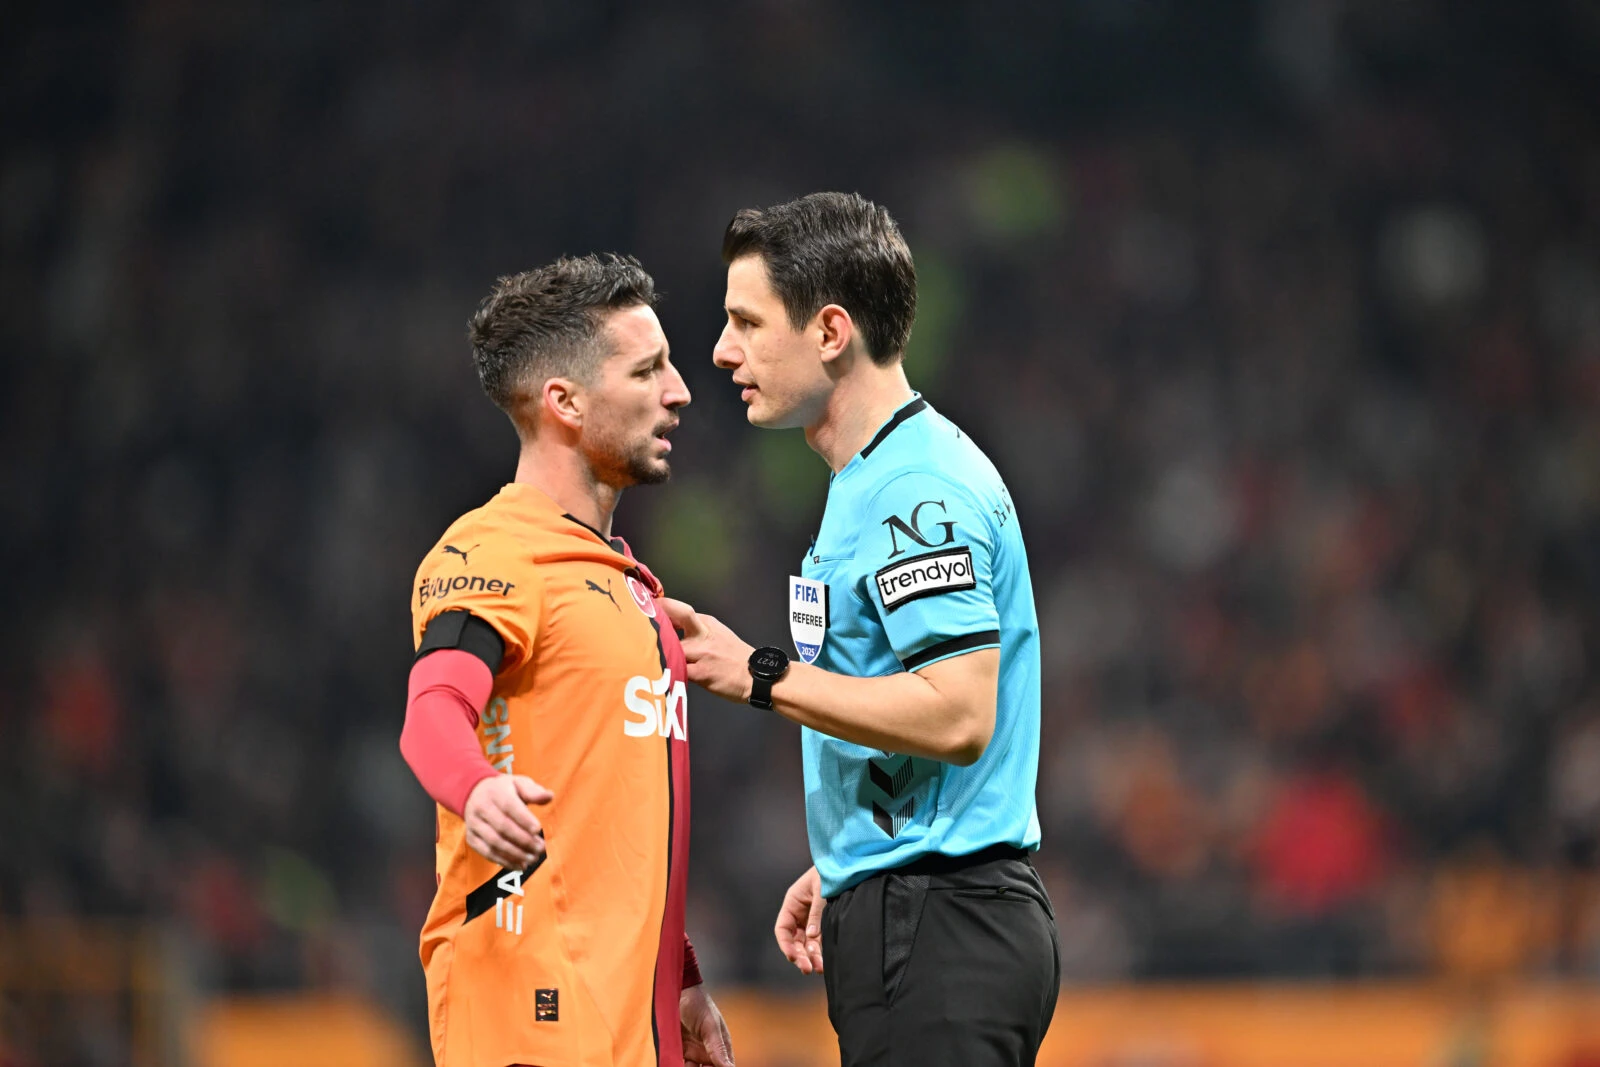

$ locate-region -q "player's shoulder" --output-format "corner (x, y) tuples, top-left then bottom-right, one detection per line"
(413, 490), (558, 582)
(410, 494), (553, 631)
(419, 501), (502, 559)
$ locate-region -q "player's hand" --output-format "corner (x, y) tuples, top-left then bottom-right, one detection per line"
(680, 983), (735, 1067)
(662, 598), (756, 704)
(462, 774), (553, 870)
(774, 866), (825, 975)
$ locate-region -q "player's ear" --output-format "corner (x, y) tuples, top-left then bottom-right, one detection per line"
(816, 304), (854, 366)
(542, 376), (585, 431)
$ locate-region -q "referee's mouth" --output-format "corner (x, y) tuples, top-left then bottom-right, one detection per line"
(653, 419), (679, 451)
(733, 378), (757, 402)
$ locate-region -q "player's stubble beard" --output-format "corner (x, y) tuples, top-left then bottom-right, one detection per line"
(584, 417), (674, 489)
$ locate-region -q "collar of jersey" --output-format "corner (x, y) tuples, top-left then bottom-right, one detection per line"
(494, 481), (632, 561)
(835, 393), (928, 482)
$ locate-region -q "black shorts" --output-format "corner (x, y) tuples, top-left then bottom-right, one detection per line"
(820, 846), (1061, 1067)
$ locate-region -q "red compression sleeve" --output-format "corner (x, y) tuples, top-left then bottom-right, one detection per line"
(682, 934), (703, 989)
(399, 649), (499, 817)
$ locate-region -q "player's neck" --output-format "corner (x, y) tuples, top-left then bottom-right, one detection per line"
(513, 441), (618, 537)
(805, 361), (915, 473)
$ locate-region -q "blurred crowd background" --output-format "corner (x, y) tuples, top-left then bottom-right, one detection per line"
(5, 0), (1600, 1063)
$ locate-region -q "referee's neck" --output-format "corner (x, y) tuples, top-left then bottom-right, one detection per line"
(804, 362), (915, 473)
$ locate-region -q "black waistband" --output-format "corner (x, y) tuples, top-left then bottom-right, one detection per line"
(888, 843), (1031, 877)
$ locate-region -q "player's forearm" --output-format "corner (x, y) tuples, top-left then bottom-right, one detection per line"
(768, 663), (991, 765)
(399, 649), (500, 816)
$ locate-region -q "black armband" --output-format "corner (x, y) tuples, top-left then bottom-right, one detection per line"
(415, 610), (505, 674)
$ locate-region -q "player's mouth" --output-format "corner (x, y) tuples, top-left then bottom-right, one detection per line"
(653, 419), (679, 452)
(733, 378), (758, 403)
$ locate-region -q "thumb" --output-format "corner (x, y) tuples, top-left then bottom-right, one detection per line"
(661, 597), (701, 635)
(511, 775), (554, 805)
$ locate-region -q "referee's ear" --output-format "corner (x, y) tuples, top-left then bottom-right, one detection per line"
(815, 304), (855, 366)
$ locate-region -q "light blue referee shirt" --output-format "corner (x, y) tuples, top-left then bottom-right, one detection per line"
(792, 395), (1043, 897)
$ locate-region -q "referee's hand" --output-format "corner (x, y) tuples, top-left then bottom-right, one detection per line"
(774, 866), (825, 975)
(462, 774), (553, 870)
(662, 597), (756, 704)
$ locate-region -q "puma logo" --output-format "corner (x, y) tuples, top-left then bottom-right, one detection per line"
(442, 543), (479, 565)
(586, 578), (619, 610)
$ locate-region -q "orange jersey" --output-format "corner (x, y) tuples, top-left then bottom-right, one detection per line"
(409, 483), (692, 1067)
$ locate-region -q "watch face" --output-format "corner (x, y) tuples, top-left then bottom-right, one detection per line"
(749, 646), (789, 679)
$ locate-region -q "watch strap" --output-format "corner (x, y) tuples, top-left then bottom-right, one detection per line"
(749, 674), (775, 710)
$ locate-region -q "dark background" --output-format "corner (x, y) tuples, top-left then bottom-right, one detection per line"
(5, 0), (1600, 1060)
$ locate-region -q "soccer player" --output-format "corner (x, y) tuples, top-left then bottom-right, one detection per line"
(665, 194), (1059, 1066)
(398, 255), (734, 1067)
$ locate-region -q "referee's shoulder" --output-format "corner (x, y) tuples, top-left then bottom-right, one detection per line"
(870, 421), (1001, 498)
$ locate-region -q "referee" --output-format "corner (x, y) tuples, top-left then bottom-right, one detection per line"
(666, 192), (1058, 1065)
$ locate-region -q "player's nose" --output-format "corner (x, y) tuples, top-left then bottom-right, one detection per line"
(662, 360), (691, 409)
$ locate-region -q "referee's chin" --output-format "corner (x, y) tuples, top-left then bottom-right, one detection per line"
(745, 399), (794, 430)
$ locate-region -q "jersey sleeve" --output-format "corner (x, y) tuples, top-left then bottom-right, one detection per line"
(411, 530), (543, 674)
(861, 471), (1001, 671)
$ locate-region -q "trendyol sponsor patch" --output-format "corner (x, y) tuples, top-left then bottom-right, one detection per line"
(874, 547), (975, 612)
(789, 576), (828, 664)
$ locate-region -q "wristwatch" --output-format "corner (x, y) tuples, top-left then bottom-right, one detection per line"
(747, 646), (790, 710)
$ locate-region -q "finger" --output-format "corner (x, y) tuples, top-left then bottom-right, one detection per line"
(774, 917), (812, 972)
(712, 1018), (735, 1067)
(773, 911), (797, 948)
(465, 825), (522, 870)
(495, 788), (547, 837)
(774, 925), (805, 967)
(774, 895), (806, 950)
(806, 889), (825, 941)
(476, 821), (536, 868)
(777, 932), (811, 972)
(698, 1020), (734, 1067)
(661, 597), (702, 636)
(511, 775), (554, 805)
(489, 795), (544, 842)
(486, 803), (544, 857)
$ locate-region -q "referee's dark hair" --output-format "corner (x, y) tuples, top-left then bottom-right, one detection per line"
(468, 253), (658, 413)
(722, 192), (917, 367)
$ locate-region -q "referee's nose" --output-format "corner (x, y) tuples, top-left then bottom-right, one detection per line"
(712, 321), (742, 372)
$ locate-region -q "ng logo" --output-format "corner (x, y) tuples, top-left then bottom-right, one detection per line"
(623, 668), (688, 739)
(882, 500), (957, 559)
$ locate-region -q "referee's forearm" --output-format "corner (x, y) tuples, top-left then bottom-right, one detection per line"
(768, 663), (988, 765)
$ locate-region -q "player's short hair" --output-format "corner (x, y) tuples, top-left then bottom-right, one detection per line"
(468, 253), (658, 412)
(722, 192), (916, 366)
